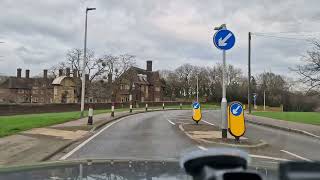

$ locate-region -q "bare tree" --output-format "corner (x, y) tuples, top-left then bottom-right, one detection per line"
(48, 62), (67, 78)
(294, 41), (320, 91)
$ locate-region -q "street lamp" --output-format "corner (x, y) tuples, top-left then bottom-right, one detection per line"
(80, 7), (96, 118)
(214, 24), (228, 139)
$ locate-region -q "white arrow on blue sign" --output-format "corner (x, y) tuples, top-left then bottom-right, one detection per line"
(213, 29), (236, 50)
(193, 102), (200, 109)
(230, 103), (243, 116)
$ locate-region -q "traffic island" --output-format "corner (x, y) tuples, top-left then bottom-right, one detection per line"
(179, 123), (267, 149)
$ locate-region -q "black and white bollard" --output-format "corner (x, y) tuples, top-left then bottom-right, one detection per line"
(130, 104), (133, 113)
(87, 107), (94, 125)
(162, 102), (165, 110)
(180, 103), (182, 109)
(145, 103), (148, 111)
(111, 103), (115, 117)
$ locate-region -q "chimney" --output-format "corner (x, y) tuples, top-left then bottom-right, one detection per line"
(85, 74), (89, 82)
(66, 68), (70, 77)
(17, 68), (22, 78)
(25, 69), (30, 79)
(58, 69), (63, 76)
(146, 61), (152, 72)
(108, 73), (112, 84)
(43, 69), (48, 79)
(73, 70), (77, 78)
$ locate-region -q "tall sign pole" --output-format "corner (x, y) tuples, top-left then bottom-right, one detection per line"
(221, 49), (227, 138)
(213, 24), (236, 139)
(248, 32), (252, 114)
(196, 75), (199, 102)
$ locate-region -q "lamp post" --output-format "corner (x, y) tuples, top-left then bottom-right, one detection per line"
(80, 7), (96, 118)
(248, 32), (252, 114)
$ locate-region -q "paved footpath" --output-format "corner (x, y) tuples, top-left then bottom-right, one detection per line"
(0, 108), (156, 166)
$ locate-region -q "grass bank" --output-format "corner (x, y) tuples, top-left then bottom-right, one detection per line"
(252, 112), (320, 125)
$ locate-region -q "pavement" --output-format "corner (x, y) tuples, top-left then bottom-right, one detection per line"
(2, 109), (320, 171)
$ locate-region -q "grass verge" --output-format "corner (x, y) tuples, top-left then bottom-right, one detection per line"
(252, 111), (320, 125)
(0, 104), (219, 138)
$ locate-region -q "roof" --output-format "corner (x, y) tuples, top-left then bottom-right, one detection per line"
(52, 76), (74, 85)
(0, 77), (32, 89)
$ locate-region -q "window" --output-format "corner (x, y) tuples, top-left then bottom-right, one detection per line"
(33, 97), (38, 103)
(18, 89), (24, 94)
(145, 86), (148, 98)
(155, 87), (160, 92)
(155, 98), (160, 102)
(32, 89), (38, 94)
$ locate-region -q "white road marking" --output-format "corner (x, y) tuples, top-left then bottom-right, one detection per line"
(292, 128), (320, 139)
(280, 150), (312, 162)
(249, 154), (289, 161)
(202, 120), (215, 126)
(198, 146), (208, 151)
(167, 119), (176, 125)
(60, 117), (128, 160)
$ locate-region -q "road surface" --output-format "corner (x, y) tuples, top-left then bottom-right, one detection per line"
(63, 110), (320, 170)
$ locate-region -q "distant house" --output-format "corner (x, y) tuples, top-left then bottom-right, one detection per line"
(52, 76), (76, 103)
(114, 61), (164, 103)
(0, 69), (53, 103)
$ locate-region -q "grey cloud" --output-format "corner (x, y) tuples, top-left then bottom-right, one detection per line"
(0, 0), (319, 80)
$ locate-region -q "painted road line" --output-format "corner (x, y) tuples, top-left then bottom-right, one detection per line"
(198, 146), (208, 151)
(249, 154), (289, 161)
(280, 150), (312, 162)
(292, 128), (320, 139)
(202, 120), (215, 126)
(167, 119), (176, 125)
(60, 117), (129, 160)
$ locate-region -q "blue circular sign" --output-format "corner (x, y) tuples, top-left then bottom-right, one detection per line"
(230, 103), (242, 116)
(193, 102), (200, 109)
(213, 29), (236, 50)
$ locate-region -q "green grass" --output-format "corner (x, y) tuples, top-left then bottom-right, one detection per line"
(0, 108), (130, 138)
(0, 104), (219, 138)
(252, 112), (320, 125)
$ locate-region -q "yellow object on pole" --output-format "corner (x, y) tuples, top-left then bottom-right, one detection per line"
(228, 101), (245, 138)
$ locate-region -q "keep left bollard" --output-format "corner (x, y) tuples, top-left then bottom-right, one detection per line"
(88, 106), (94, 125)
(145, 103), (148, 111)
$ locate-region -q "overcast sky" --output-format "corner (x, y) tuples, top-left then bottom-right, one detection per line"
(0, 0), (320, 78)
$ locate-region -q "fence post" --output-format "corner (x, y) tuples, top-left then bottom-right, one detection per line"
(111, 102), (115, 117)
(87, 105), (93, 125)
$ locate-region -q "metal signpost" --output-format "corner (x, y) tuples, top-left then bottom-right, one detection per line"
(192, 102), (202, 123)
(228, 101), (245, 140)
(213, 24), (236, 139)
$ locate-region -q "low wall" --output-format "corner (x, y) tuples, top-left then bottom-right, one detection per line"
(0, 101), (191, 116)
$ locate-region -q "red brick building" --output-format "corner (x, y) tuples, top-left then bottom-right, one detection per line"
(115, 61), (164, 103)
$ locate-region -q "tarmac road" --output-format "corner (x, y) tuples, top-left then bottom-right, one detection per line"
(63, 110), (320, 171)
